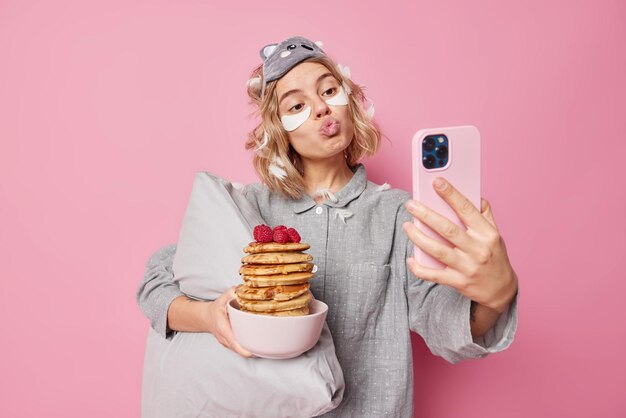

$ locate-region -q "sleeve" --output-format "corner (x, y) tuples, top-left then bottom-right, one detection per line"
(240, 182), (263, 213)
(135, 244), (184, 339)
(396, 205), (519, 364)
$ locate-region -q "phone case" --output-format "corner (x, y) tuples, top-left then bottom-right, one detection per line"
(411, 125), (481, 269)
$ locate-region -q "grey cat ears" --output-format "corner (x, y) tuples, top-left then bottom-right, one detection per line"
(258, 36), (326, 98)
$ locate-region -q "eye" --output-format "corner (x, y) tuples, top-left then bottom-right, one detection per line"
(289, 103), (304, 112)
(323, 87), (337, 96)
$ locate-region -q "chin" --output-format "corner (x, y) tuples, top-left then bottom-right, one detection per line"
(301, 144), (347, 162)
(292, 131), (352, 159)
(323, 135), (350, 152)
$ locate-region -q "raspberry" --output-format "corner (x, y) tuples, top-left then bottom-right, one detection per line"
(273, 228), (290, 243)
(253, 224), (273, 243)
(286, 228), (301, 243)
(273, 225), (287, 232)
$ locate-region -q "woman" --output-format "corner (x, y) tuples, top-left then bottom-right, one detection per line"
(137, 35), (519, 417)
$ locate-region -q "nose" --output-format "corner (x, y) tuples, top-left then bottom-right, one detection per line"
(313, 96), (331, 119)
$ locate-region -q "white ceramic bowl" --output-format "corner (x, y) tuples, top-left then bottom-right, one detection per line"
(227, 298), (328, 359)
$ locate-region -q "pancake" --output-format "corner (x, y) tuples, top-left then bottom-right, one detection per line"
(244, 242), (310, 254)
(241, 252), (313, 265)
(240, 306), (310, 316)
(243, 272), (314, 287)
(239, 262), (313, 276)
(237, 290), (312, 313)
(236, 283), (310, 301)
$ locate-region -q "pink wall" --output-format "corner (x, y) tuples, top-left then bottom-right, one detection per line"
(1, 0), (624, 417)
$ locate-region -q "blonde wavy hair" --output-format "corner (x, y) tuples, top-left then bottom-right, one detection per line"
(244, 55), (382, 199)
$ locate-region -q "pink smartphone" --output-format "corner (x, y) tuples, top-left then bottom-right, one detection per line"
(411, 125), (481, 269)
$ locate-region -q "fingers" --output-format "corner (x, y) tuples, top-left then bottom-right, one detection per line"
(480, 198), (498, 230)
(214, 288), (254, 358)
(406, 257), (466, 289)
(404, 200), (475, 253)
(430, 177), (493, 235)
(403, 221), (461, 269)
(220, 321), (254, 358)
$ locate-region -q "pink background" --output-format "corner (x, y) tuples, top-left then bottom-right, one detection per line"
(1, 0), (625, 417)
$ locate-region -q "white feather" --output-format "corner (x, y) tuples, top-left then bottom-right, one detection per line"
(375, 182), (390, 192)
(337, 63), (351, 80)
(312, 188), (338, 203)
(246, 76), (261, 88)
(273, 155), (285, 167)
(255, 131), (269, 151)
(365, 100), (375, 118)
(268, 163), (287, 180)
(335, 208), (354, 224)
(268, 155), (287, 180)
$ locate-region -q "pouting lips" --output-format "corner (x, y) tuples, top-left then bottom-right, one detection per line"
(320, 119), (340, 136)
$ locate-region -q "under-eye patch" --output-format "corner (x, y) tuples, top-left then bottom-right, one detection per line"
(324, 86), (349, 106)
(281, 106), (312, 131)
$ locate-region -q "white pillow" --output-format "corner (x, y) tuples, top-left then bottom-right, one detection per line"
(141, 171), (345, 418)
(172, 171), (264, 300)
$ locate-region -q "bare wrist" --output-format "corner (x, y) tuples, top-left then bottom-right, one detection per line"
(491, 277), (518, 313)
(202, 300), (217, 334)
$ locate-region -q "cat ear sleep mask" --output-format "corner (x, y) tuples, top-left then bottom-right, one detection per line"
(259, 35), (327, 99)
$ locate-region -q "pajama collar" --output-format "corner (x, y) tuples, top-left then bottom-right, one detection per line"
(292, 164), (367, 214)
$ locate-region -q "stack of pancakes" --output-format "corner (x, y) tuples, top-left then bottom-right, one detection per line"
(236, 242), (315, 316)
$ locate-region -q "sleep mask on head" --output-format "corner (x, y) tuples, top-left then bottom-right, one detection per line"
(259, 36), (327, 98)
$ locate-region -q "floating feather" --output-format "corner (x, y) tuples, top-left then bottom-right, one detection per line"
(255, 131), (269, 151)
(365, 100), (375, 118)
(273, 155), (285, 167)
(268, 155), (287, 180)
(246, 76), (261, 88)
(312, 188), (338, 203)
(375, 182), (391, 192)
(335, 208), (354, 224)
(337, 64), (351, 80)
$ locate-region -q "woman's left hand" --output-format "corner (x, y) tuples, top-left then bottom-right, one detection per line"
(403, 177), (518, 313)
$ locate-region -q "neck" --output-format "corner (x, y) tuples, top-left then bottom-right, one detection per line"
(300, 154), (354, 203)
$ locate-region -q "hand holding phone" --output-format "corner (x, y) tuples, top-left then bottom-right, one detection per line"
(406, 125), (518, 313)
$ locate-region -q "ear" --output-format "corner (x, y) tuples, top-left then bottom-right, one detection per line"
(259, 44), (278, 60)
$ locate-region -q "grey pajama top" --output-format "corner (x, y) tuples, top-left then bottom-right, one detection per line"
(136, 163), (518, 418)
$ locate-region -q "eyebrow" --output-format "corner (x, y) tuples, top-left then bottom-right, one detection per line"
(278, 72), (335, 105)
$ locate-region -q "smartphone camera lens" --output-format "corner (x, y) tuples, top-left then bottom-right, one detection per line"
(422, 133), (449, 170)
(423, 155), (436, 169)
(423, 137), (436, 151)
